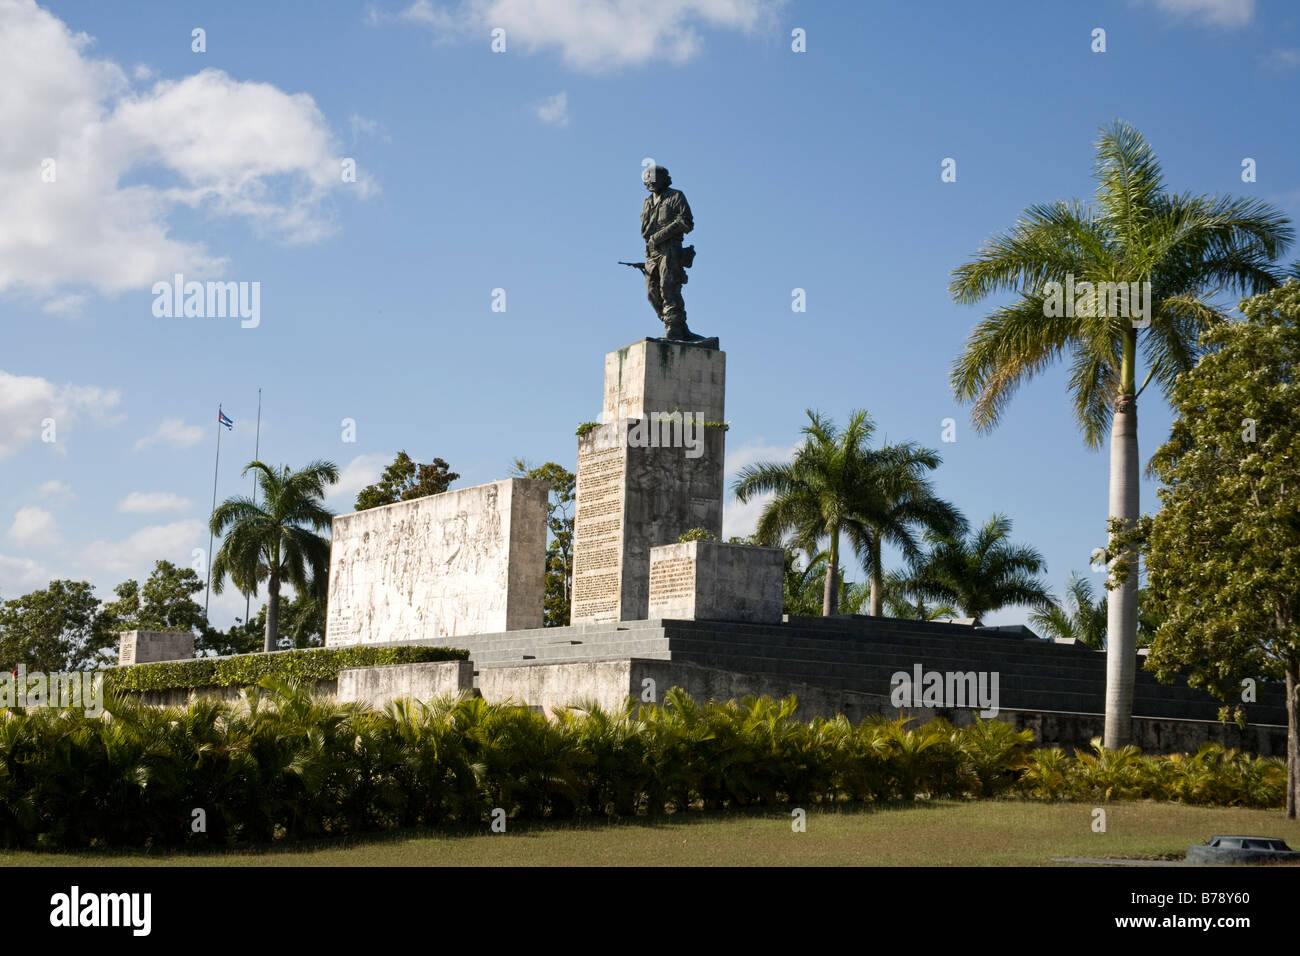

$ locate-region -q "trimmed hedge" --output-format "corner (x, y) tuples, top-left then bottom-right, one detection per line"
(0, 685), (1285, 849)
(104, 645), (468, 694)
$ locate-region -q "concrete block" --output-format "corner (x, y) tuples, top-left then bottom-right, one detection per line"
(602, 339), (725, 425)
(336, 660), (474, 708)
(118, 630), (194, 665)
(648, 540), (784, 623)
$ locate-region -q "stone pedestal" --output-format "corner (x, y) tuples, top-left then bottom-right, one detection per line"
(326, 478), (548, 645)
(571, 339), (727, 625)
(603, 338), (725, 424)
(648, 540), (784, 623)
(118, 630), (194, 665)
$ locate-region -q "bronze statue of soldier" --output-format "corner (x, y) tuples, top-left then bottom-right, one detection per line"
(620, 165), (716, 347)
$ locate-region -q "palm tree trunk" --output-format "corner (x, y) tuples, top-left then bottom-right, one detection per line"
(1286, 654), (1298, 820)
(264, 571), (281, 653)
(869, 537), (883, 616)
(823, 530), (840, 617)
(1103, 381), (1140, 749)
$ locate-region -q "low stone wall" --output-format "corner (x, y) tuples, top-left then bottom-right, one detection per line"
(136, 680), (340, 708)
(131, 661), (474, 710)
(476, 658), (1288, 756)
(337, 660), (474, 709)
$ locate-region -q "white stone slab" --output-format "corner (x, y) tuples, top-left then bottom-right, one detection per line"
(325, 478), (548, 645)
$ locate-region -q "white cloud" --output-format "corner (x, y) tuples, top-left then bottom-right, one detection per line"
(40, 292), (89, 317)
(723, 490), (771, 541)
(133, 418), (204, 452)
(349, 113), (391, 144)
(0, 553), (51, 595)
(118, 491), (193, 514)
(6, 506), (59, 547)
(0, 0), (371, 309)
(1141, 0), (1254, 27)
(83, 519), (206, 573)
(326, 452), (392, 509)
(721, 439), (796, 540)
(0, 369), (122, 458)
(1261, 47), (1300, 69)
(726, 438), (797, 477)
(373, 0), (782, 72)
(534, 91), (570, 127)
(37, 479), (73, 499)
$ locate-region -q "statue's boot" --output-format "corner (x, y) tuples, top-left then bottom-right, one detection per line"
(663, 320), (704, 343)
(661, 320), (719, 349)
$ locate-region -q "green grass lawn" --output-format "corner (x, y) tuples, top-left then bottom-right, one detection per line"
(4, 801), (1299, 866)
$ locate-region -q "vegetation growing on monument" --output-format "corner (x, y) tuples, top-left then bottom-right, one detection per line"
(948, 119), (1293, 748)
(104, 645), (466, 694)
(1133, 281), (1300, 818)
(0, 683), (1284, 850)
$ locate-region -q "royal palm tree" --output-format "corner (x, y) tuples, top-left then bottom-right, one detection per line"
(908, 514), (1053, 626)
(734, 410), (961, 617)
(880, 569), (959, 621)
(782, 549), (871, 617)
(1030, 573), (1108, 648)
(950, 120), (1291, 746)
(209, 459), (338, 653)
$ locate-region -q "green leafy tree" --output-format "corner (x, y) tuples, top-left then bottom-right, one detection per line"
(908, 514), (1053, 626)
(210, 459), (338, 653)
(950, 120), (1291, 746)
(197, 609), (265, 657)
(0, 580), (114, 671)
(512, 460), (575, 627)
(1140, 281), (1300, 817)
(279, 591), (327, 649)
(102, 560), (206, 634)
(355, 451), (459, 511)
(734, 410), (962, 617)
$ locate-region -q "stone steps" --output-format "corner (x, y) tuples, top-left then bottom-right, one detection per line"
(364, 615), (1287, 725)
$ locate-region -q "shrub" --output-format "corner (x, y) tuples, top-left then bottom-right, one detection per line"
(104, 645), (467, 694)
(0, 687), (1286, 850)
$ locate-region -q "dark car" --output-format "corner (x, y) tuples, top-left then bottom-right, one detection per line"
(1186, 835), (1300, 865)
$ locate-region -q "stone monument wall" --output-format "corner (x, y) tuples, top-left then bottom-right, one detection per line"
(325, 478), (548, 645)
(571, 339), (727, 625)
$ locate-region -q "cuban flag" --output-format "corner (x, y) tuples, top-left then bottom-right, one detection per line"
(218, 408), (234, 430)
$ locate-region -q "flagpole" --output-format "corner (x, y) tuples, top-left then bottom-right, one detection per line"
(205, 406), (224, 621)
(245, 388), (261, 623)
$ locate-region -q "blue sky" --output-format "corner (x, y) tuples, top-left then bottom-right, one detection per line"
(2, 0), (1297, 629)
